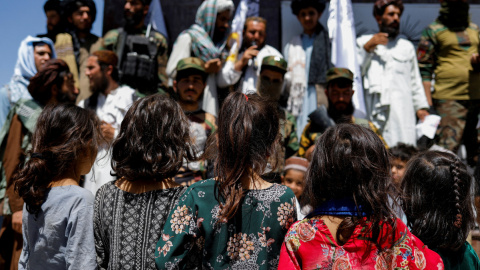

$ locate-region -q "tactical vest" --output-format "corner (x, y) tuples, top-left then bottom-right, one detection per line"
(117, 29), (160, 95)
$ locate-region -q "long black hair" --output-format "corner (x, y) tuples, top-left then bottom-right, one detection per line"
(111, 94), (197, 182)
(401, 151), (475, 252)
(206, 92), (279, 221)
(303, 123), (396, 246)
(14, 103), (102, 216)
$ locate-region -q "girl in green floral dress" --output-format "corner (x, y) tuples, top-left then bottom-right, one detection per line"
(155, 92), (297, 269)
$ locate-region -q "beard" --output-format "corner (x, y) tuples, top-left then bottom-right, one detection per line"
(257, 78), (283, 102)
(327, 99), (355, 124)
(124, 10), (144, 31)
(91, 74), (109, 95)
(380, 21), (400, 40)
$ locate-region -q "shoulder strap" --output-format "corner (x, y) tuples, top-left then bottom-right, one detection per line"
(147, 30), (160, 59)
(116, 28), (127, 68)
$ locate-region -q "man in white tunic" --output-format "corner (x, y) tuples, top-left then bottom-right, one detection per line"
(79, 50), (136, 195)
(218, 16), (283, 93)
(357, 0), (429, 147)
(284, 0), (332, 140)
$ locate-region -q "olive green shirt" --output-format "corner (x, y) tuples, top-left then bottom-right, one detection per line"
(418, 21), (480, 100)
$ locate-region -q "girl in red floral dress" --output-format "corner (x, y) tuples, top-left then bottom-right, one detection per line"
(278, 124), (443, 270)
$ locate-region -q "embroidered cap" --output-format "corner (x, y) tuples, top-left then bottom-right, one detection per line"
(284, 157), (309, 173)
(261, 56), (288, 74)
(326, 67), (354, 84)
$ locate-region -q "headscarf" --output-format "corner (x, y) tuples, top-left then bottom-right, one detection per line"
(13, 36), (57, 80)
(180, 0), (234, 62)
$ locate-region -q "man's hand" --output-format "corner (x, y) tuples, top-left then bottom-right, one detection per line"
(101, 121), (115, 142)
(234, 45), (259, 71)
(204, 58), (222, 74)
(471, 53), (480, 65)
(471, 53), (480, 71)
(363, 33), (389, 53)
(416, 109), (430, 122)
(12, 211), (22, 234)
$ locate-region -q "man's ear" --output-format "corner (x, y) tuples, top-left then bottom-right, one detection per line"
(374, 15), (382, 25)
(173, 80), (178, 93)
(51, 84), (58, 96)
(48, 84), (59, 104)
(106, 65), (114, 76)
(68, 16), (73, 24)
(143, 5), (149, 16)
(350, 89), (355, 97)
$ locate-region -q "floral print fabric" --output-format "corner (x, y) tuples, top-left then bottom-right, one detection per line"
(278, 217), (444, 270)
(155, 179), (297, 269)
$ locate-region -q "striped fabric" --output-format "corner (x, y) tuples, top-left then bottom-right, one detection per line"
(179, 0), (222, 62)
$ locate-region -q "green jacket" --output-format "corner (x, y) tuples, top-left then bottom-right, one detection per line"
(0, 99), (42, 215)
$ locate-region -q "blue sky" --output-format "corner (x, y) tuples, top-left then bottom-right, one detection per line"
(0, 0), (104, 85)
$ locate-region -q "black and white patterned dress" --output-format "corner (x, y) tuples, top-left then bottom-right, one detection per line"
(93, 181), (187, 270)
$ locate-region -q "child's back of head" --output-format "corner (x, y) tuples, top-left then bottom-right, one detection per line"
(401, 151), (475, 252)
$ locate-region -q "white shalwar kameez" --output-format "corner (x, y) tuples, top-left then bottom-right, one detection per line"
(357, 35), (429, 147)
(217, 45), (283, 93)
(78, 85), (136, 195)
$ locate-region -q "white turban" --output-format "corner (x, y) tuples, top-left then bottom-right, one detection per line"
(217, 0), (234, 15)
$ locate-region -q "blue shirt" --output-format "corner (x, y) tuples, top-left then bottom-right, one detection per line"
(19, 185), (97, 270)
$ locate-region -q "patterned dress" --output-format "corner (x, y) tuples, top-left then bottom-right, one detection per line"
(155, 179), (297, 269)
(93, 181), (187, 270)
(278, 217), (444, 270)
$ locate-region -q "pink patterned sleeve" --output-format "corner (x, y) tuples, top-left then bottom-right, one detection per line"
(278, 222), (302, 270)
(278, 241), (301, 270)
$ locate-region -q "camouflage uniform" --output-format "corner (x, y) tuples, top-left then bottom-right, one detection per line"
(258, 56), (299, 179)
(173, 58), (217, 186)
(101, 28), (169, 93)
(417, 20), (480, 162)
(298, 117), (384, 158)
(274, 110), (299, 172)
(298, 68), (387, 158)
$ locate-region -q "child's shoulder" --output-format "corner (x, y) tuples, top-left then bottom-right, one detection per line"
(51, 185), (94, 205)
(269, 183), (296, 201)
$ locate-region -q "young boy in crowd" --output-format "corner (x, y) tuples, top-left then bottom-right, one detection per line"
(173, 57), (217, 185)
(281, 156), (310, 219)
(389, 143), (418, 186)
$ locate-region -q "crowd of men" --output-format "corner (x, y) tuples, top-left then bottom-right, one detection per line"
(0, 0), (479, 268)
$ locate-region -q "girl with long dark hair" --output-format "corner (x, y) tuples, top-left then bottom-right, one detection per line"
(93, 94), (196, 269)
(155, 93), (297, 269)
(14, 103), (102, 269)
(278, 124), (443, 269)
(402, 151), (480, 269)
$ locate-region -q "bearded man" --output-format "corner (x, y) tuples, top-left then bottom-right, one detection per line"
(218, 17), (283, 94)
(298, 68), (386, 158)
(357, 0), (430, 147)
(256, 56), (299, 181)
(101, 0), (169, 94)
(79, 50), (136, 195)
